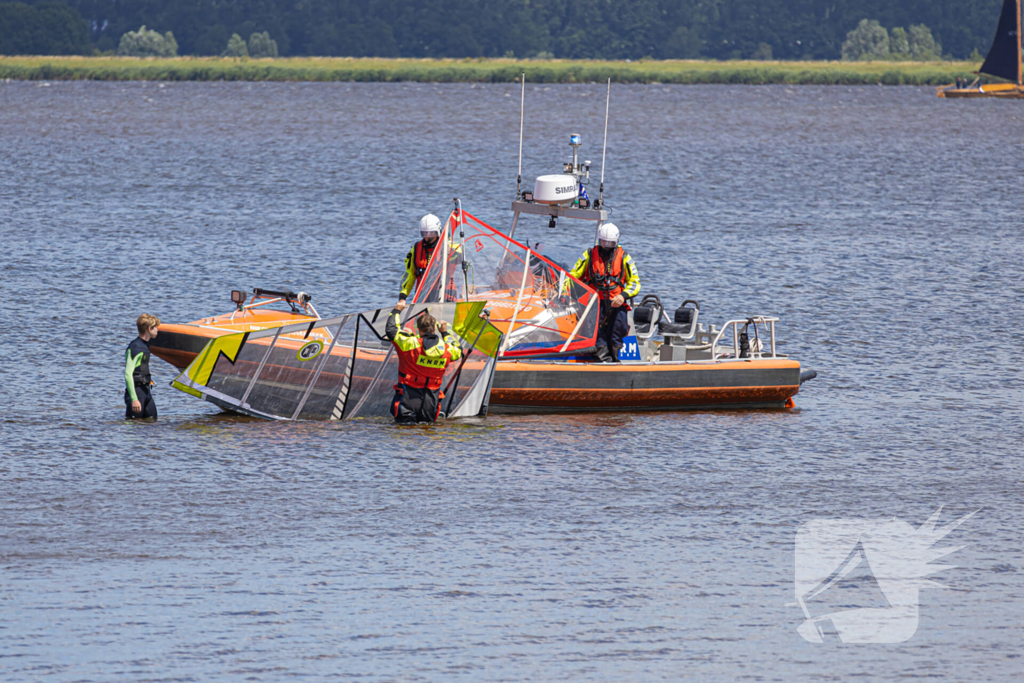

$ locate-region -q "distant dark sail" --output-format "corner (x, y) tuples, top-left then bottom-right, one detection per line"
(980, 0), (1022, 83)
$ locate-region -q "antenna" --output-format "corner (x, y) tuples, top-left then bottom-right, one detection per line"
(598, 77), (610, 207)
(517, 73), (525, 199)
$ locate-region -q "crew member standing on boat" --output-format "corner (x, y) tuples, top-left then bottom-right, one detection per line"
(398, 214), (443, 305)
(570, 223), (641, 362)
(124, 313), (161, 419)
(385, 301), (463, 423)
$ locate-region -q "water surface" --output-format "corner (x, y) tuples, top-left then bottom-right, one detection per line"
(1, 82), (1022, 680)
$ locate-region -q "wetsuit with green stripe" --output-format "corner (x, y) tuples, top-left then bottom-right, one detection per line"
(124, 337), (157, 419)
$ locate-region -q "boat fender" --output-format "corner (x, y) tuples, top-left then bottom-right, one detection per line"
(800, 369), (817, 384)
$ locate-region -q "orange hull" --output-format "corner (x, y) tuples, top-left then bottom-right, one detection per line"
(151, 306), (319, 370)
(152, 310), (804, 414)
(489, 358), (801, 412)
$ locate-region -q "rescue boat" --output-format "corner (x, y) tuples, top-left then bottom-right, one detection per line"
(151, 89), (815, 416)
(152, 286), (813, 414)
(409, 127), (815, 412)
(153, 206), (814, 416)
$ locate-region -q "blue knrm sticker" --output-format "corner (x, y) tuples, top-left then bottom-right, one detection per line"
(618, 335), (641, 361)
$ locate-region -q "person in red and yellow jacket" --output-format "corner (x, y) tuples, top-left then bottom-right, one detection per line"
(398, 214), (443, 304)
(385, 301), (463, 423)
(398, 213), (463, 304)
(569, 222), (641, 362)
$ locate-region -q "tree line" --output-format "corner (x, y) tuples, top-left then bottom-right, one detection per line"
(841, 20), (944, 61)
(0, 0), (1006, 60)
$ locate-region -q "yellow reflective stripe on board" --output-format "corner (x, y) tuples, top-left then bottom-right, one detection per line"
(171, 332), (247, 398)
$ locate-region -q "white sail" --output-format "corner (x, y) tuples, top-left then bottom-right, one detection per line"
(171, 301), (501, 421)
(411, 207), (600, 358)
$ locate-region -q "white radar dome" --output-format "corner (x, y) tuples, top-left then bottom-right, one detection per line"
(533, 175), (579, 205)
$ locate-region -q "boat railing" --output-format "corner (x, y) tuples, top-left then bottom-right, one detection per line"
(710, 317), (779, 360)
(227, 290), (320, 322)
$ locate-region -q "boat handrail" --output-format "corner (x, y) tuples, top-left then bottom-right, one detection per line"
(710, 317), (779, 360)
(510, 200), (608, 222)
(227, 295), (320, 322)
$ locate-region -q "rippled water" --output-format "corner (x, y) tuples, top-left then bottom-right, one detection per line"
(2, 82), (1022, 680)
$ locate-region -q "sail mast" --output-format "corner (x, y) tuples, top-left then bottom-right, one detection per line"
(1018, 0), (1022, 84)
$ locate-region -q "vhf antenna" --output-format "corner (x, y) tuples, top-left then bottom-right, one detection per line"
(598, 77), (610, 208)
(517, 72), (525, 199)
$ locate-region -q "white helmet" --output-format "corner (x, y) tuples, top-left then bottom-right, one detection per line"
(419, 213), (442, 240)
(597, 222), (619, 249)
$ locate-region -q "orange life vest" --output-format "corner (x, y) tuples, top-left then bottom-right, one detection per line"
(393, 337), (455, 390)
(586, 245), (625, 300)
(413, 239), (460, 302)
(413, 239), (435, 279)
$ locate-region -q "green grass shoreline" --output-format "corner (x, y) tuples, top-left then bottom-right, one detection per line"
(0, 56), (980, 85)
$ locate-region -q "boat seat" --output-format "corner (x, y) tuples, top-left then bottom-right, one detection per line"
(632, 295), (665, 340)
(633, 305), (657, 336)
(662, 301), (700, 342)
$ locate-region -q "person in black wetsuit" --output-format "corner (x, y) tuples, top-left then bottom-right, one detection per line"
(125, 313), (161, 419)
